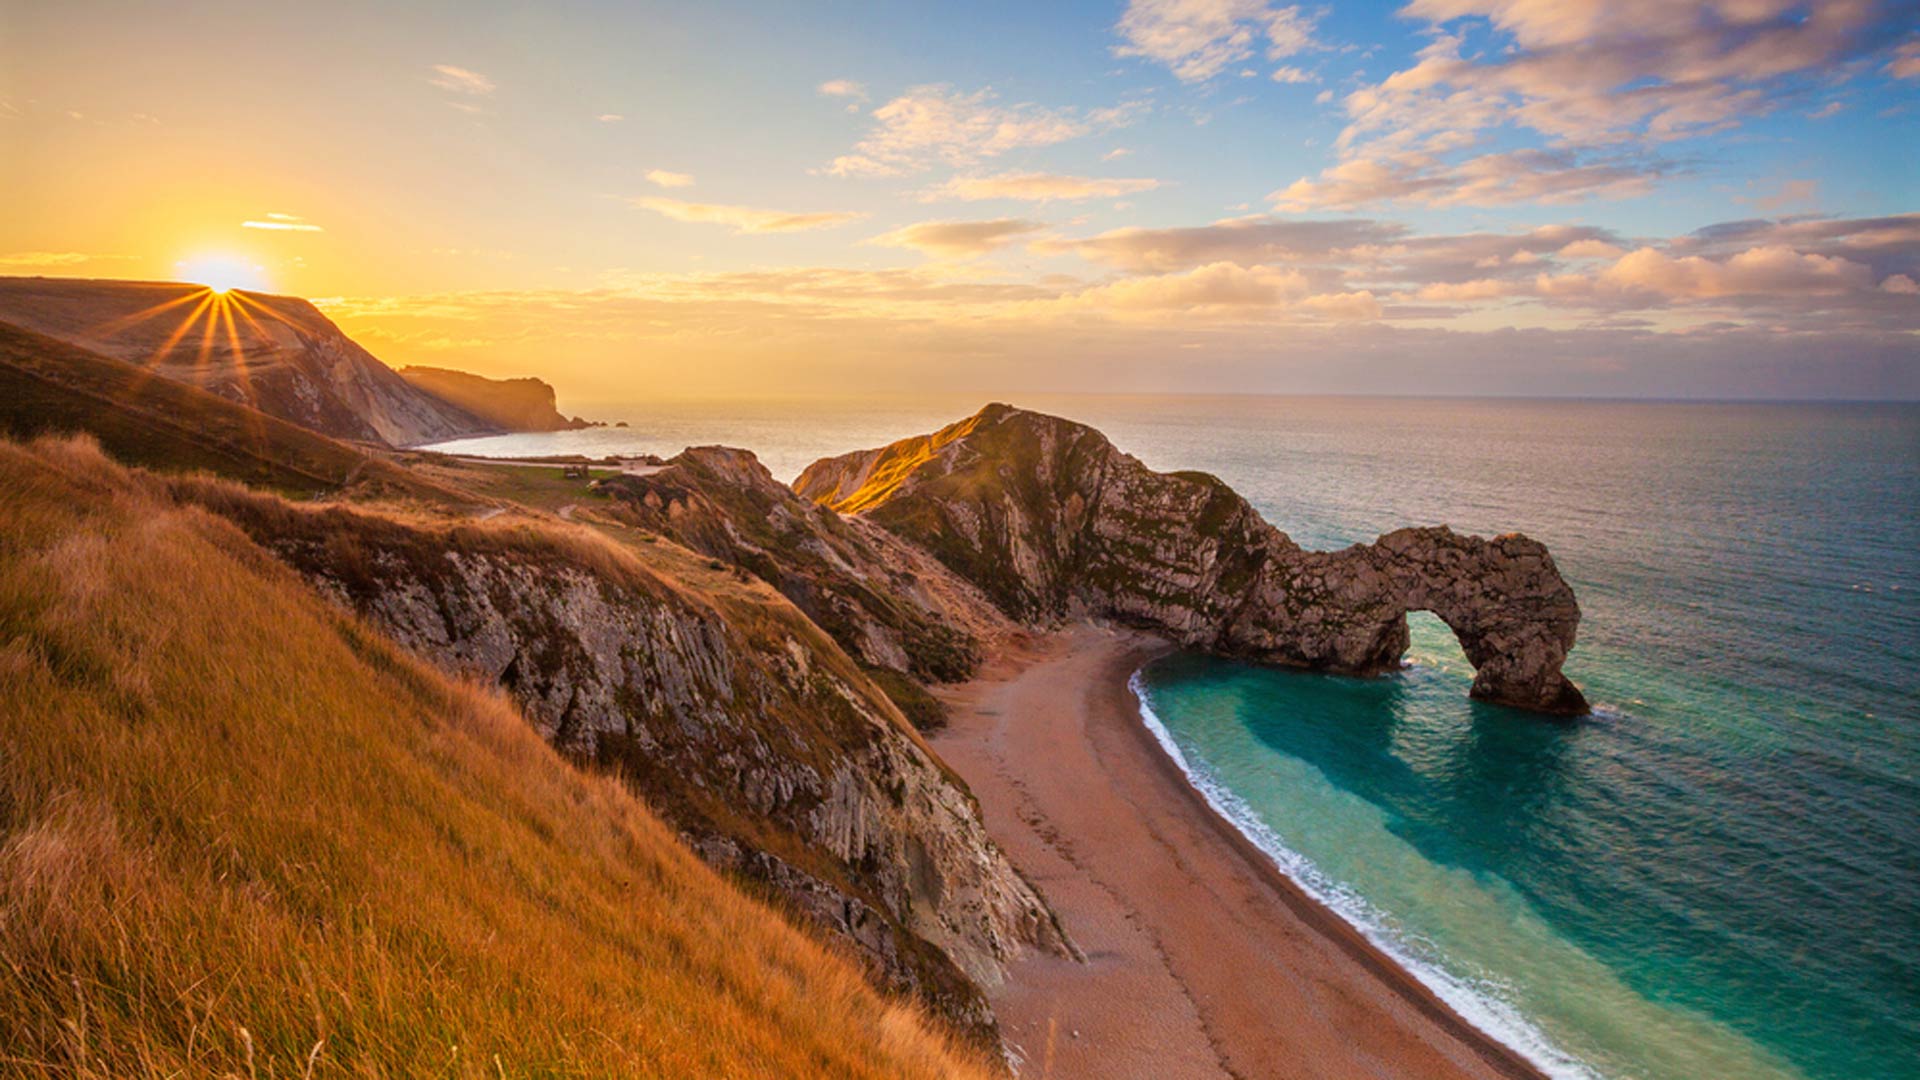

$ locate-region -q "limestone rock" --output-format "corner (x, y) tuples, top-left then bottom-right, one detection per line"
(797, 404), (1588, 715)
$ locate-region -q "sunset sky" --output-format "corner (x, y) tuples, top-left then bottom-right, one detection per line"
(4, 0), (1917, 400)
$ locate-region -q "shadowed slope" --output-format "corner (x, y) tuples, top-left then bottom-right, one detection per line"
(797, 404), (1588, 715)
(0, 319), (462, 501)
(0, 278), (495, 446)
(0, 434), (996, 1079)
(399, 365), (592, 432)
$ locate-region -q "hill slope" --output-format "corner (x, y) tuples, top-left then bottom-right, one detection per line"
(797, 403), (1588, 714)
(0, 433), (995, 1078)
(0, 277), (495, 446)
(0, 319), (468, 501)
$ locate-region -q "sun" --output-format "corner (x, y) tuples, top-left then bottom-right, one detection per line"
(175, 254), (270, 294)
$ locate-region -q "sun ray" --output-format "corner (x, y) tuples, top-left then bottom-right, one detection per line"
(146, 293), (217, 368)
(89, 288), (212, 338)
(213, 293), (272, 450)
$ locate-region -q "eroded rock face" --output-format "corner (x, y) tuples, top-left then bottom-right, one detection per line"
(796, 404), (1588, 715)
(186, 485), (1071, 1044)
(598, 446), (1016, 687)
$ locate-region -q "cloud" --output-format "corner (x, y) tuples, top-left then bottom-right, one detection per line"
(0, 251), (133, 267)
(1041, 216), (1407, 272)
(1888, 37), (1920, 79)
(645, 169), (695, 188)
(598, 113), (624, 123)
(1272, 148), (1665, 209)
(631, 196), (866, 234)
(922, 171), (1163, 202)
(242, 212), (323, 232)
(1304, 2), (1915, 209)
(869, 219), (1047, 258)
(1341, 2), (1905, 151)
(1113, 0), (1322, 82)
(1591, 245), (1876, 300)
(825, 85), (1142, 177)
(817, 78), (870, 113)
(428, 64), (495, 96)
(1271, 66), (1316, 84)
(1749, 178), (1820, 211)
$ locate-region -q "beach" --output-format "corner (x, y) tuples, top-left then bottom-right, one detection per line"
(933, 623), (1547, 1080)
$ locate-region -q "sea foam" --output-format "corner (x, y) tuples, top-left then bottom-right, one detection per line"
(1127, 668), (1601, 1080)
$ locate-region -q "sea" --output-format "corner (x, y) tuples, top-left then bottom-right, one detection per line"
(424, 394), (1920, 1080)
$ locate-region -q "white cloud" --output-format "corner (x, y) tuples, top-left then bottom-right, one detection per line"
(242, 212), (323, 232)
(645, 169), (695, 189)
(428, 64), (494, 96)
(598, 113), (624, 123)
(868, 219), (1047, 258)
(818, 78), (869, 113)
(825, 85), (1143, 177)
(1113, 0), (1322, 83)
(631, 196), (866, 234)
(1271, 66), (1316, 84)
(0, 251), (133, 267)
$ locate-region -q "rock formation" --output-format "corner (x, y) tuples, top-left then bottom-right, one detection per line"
(399, 365), (594, 432)
(797, 403), (1589, 715)
(0, 278), (497, 446)
(184, 480), (1071, 1043)
(597, 446), (1014, 691)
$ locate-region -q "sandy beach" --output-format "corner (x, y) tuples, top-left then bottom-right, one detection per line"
(933, 623), (1548, 1080)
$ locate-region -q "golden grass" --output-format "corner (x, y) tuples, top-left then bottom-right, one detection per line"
(0, 434), (995, 1079)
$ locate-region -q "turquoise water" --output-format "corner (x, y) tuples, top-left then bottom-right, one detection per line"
(430, 395), (1920, 1080)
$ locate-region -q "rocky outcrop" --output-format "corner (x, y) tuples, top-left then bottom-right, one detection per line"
(797, 404), (1588, 715)
(179, 481), (1071, 1044)
(597, 446), (1016, 724)
(398, 365), (593, 432)
(0, 278), (497, 446)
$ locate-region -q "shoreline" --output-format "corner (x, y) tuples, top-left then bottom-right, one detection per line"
(933, 623), (1549, 1080)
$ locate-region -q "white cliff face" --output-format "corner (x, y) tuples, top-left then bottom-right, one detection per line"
(797, 403), (1589, 715)
(0, 278), (497, 446)
(190, 485), (1071, 1043)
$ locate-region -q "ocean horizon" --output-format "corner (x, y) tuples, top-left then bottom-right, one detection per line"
(427, 393), (1920, 1080)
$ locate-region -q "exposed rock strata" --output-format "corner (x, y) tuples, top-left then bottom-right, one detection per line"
(597, 446), (1016, 724)
(182, 483), (1071, 1043)
(797, 404), (1588, 714)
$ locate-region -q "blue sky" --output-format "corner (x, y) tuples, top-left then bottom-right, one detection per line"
(4, 0), (1918, 398)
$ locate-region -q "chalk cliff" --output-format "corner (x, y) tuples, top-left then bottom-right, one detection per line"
(796, 404), (1588, 715)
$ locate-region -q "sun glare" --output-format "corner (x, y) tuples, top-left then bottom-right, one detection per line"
(176, 255), (269, 294)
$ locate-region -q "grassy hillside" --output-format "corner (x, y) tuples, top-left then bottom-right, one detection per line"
(0, 320), (462, 502)
(0, 434), (993, 1079)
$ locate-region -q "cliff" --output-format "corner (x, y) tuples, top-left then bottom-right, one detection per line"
(399, 364), (593, 432)
(595, 446), (1015, 725)
(0, 277), (498, 446)
(797, 403), (1589, 715)
(0, 433), (998, 1077)
(180, 477), (1071, 1042)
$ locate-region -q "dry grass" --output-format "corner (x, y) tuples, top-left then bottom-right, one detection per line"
(0, 434), (995, 1079)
